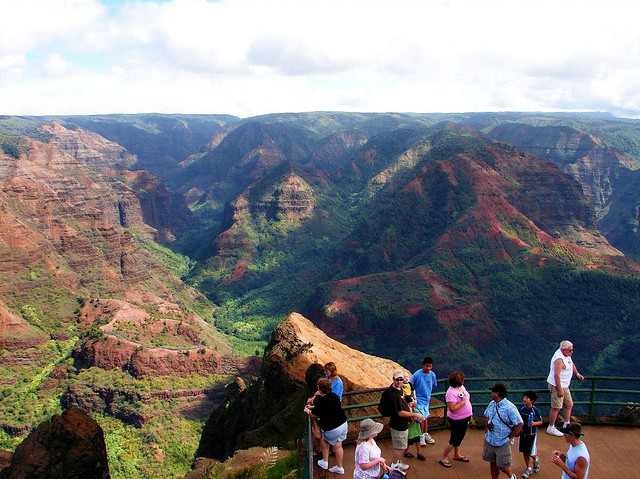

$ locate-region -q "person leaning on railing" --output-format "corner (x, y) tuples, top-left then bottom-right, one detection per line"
(304, 378), (348, 475)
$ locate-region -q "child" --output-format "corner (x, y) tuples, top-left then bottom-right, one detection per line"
(402, 373), (425, 461)
(519, 390), (543, 478)
(410, 356), (437, 445)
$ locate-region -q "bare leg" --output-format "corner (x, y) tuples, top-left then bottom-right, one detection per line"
(548, 407), (560, 427)
(452, 446), (465, 459)
(332, 441), (343, 467)
(490, 462), (500, 479)
(499, 466), (514, 478)
(441, 443), (454, 461)
(563, 403), (573, 424)
(392, 448), (403, 464)
(321, 437), (330, 462)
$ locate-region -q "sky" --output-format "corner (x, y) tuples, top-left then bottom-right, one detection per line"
(2, 0), (639, 118)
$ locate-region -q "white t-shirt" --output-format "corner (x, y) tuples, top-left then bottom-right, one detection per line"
(547, 348), (573, 387)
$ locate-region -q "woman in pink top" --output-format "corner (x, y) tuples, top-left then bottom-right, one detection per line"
(439, 371), (473, 468)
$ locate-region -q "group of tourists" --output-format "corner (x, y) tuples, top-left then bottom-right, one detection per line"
(303, 340), (590, 479)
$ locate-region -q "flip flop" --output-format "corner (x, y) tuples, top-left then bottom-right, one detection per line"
(403, 452), (414, 458)
(439, 460), (452, 468)
(417, 453), (426, 461)
(453, 456), (470, 462)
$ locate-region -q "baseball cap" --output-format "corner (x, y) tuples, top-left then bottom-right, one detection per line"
(559, 423), (584, 437)
(489, 383), (508, 398)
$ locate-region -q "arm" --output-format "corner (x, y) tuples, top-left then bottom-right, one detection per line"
(550, 452), (588, 479)
(306, 389), (321, 405)
(509, 423), (523, 441)
(532, 407), (543, 427)
(554, 358), (565, 396)
(358, 456), (387, 471)
(446, 394), (468, 412)
(398, 410), (424, 421)
(573, 362), (584, 381)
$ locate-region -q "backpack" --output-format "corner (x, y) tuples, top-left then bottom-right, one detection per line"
(388, 469), (407, 479)
(378, 390), (391, 417)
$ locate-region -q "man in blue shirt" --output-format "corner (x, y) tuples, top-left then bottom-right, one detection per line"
(410, 356), (437, 445)
(483, 383), (523, 479)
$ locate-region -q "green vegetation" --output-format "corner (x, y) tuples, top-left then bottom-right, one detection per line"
(98, 413), (206, 479)
(1, 139), (20, 159)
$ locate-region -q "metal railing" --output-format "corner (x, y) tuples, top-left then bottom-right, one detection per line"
(304, 376), (640, 478)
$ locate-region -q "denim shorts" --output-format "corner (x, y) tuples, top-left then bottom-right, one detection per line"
(322, 421), (348, 446)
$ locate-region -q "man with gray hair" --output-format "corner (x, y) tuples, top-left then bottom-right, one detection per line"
(546, 340), (584, 437)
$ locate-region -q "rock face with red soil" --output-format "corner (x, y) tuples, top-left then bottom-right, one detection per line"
(0, 407), (110, 479)
(71, 298), (259, 378)
(195, 312), (407, 461)
(0, 300), (48, 351)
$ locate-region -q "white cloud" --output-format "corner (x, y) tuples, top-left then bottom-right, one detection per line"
(1, 0), (639, 117)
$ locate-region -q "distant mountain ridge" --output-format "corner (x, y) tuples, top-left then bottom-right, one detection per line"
(3, 111), (640, 477)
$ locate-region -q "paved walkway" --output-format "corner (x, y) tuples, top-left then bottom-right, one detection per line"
(314, 425), (638, 478)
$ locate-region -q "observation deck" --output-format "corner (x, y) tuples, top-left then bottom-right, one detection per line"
(307, 376), (640, 478)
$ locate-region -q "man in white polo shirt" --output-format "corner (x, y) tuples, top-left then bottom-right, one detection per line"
(546, 340), (584, 437)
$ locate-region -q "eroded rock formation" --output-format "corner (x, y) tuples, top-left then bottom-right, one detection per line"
(195, 312), (406, 461)
(0, 408), (110, 479)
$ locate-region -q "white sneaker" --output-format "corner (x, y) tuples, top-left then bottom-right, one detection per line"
(509, 475), (517, 479)
(317, 459), (328, 470)
(533, 456), (540, 473)
(522, 467), (533, 478)
(423, 432), (435, 444)
(328, 465), (344, 474)
(391, 461), (410, 471)
(546, 425), (563, 437)
(419, 434), (427, 446)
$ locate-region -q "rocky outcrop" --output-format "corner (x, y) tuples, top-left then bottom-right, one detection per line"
(252, 172), (314, 221)
(0, 300), (48, 351)
(195, 312), (406, 460)
(72, 298), (256, 378)
(43, 121), (135, 170)
(73, 323), (260, 379)
(0, 407), (110, 479)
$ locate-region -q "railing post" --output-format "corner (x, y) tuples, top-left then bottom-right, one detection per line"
(589, 377), (596, 423)
(305, 415), (313, 479)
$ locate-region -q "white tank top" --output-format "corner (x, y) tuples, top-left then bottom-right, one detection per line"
(547, 349), (573, 387)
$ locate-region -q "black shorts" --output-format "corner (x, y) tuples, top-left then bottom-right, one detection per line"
(448, 416), (471, 447)
(518, 434), (536, 455)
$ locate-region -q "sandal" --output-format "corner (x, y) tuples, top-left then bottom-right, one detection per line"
(439, 460), (452, 468)
(453, 456), (470, 462)
(417, 453), (426, 461)
(403, 452), (414, 458)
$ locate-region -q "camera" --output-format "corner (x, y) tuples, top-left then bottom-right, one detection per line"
(487, 423), (494, 431)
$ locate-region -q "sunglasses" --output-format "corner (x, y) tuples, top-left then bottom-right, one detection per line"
(394, 377), (404, 382)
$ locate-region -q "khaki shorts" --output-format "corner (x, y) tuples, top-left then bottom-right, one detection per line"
(482, 439), (513, 468)
(548, 382), (573, 409)
(390, 427), (409, 450)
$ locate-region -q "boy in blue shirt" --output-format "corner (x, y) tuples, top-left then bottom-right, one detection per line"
(410, 356), (437, 445)
(519, 391), (543, 478)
